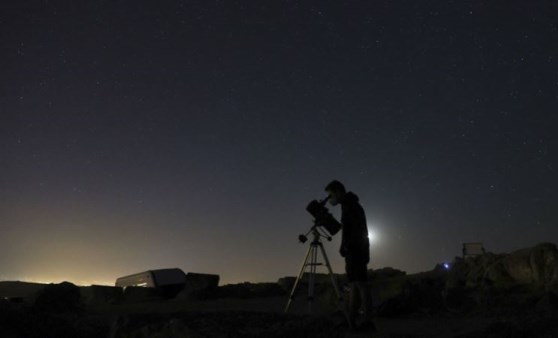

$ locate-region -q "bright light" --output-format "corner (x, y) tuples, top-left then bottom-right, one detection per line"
(367, 226), (377, 244)
(443, 263), (450, 270)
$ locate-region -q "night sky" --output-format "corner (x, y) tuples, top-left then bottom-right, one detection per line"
(2, 1), (557, 286)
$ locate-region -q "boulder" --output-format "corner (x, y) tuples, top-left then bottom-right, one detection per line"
(80, 285), (123, 304)
(33, 281), (81, 313)
(440, 243), (558, 312)
(214, 282), (285, 299)
(118, 318), (204, 338)
(378, 274), (446, 316)
(0, 281), (45, 297)
(369, 267), (406, 279)
(277, 277), (296, 292)
(504, 243), (558, 287)
(445, 243), (558, 291)
(122, 286), (160, 303)
(175, 273), (219, 300)
(483, 256), (514, 288)
(535, 291), (558, 313)
(111, 311), (343, 338)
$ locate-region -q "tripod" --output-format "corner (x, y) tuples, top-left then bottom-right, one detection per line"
(284, 226), (351, 326)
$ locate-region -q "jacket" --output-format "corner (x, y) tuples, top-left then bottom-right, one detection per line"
(340, 192), (370, 263)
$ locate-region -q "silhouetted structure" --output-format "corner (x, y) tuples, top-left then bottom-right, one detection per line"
(116, 268), (187, 298)
(462, 242), (486, 258)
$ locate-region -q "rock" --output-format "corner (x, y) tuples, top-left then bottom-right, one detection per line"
(33, 281), (81, 313)
(369, 267), (406, 279)
(371, 273), (407, 306)
(81, 285), (123, 304)
(441, 244), (558, 312)
(377, 296), (408, 317)
(213, 282), (285, 299)
(445, 243), (558, 291)
(175, 273), (219, 300)
(481, 316), (558, 338)
(158, 284), (187, 299)
(483, 255), (514, 288)
(122, 286), (160, 303)
(408, 277), (446, 311)
(120, 318), (204, 338)
(535, 291), (558, 313)
(504, 247), (540, 284)
(378, 275), (446, 316)
(0, 281), (46, 298)
(111, 311), (343, 338)
(278, 273), (344, 290)
(445, 257), (469, 289)
(504, 243), (558, 287)
(277, 277), (296, 291)
(443, 286), (468, 310)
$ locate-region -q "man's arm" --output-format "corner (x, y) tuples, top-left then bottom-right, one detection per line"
(342, 204), (368, 258)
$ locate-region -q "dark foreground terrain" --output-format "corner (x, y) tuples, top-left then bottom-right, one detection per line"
(2, 294), (558, 338)
(2, 243), (558, 337)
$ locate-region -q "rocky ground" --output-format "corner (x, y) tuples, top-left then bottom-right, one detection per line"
(2, 242), (558, 337)
(2, 296), (557, 338)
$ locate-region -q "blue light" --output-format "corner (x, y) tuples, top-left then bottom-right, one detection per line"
(443, 263), (450, 270)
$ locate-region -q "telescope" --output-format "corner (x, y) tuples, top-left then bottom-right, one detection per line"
(285, 195), (350, 327)
(298, 196), (341, 243)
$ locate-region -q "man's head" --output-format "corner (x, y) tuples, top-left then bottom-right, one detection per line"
(325, 180), (346, 206)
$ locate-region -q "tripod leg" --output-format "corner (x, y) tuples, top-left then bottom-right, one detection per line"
(318, 243), (342, 300)
(318, 243), (353, 328)
(285, 243), (313, 313)
(307, 244), (318, 313)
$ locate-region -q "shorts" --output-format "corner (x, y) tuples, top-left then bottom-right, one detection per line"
(345, 258), (368, 282)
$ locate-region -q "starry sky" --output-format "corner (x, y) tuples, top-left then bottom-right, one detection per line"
(1, 1), (557, 286)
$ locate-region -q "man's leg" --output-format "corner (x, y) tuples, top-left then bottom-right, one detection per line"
(348, 281), (361, 326)
(345, 259), (360, 327)
(357, 281), (371, 318)
(356, 281), (376, 330)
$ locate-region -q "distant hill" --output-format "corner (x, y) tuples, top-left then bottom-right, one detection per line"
(0, 281), (47, 298)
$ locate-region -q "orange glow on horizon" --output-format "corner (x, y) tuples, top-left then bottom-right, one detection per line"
(1, 277), (115, 286)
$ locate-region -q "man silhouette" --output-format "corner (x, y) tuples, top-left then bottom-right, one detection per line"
(325, 180), (374, 330)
